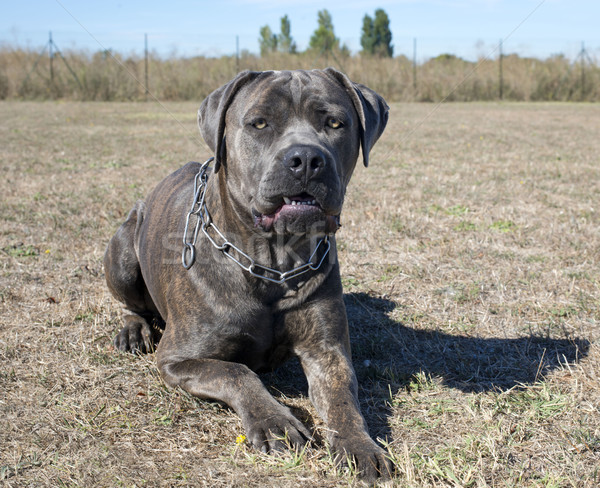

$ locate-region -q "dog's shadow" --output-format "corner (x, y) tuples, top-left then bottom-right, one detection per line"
(263, 292), (590, 442)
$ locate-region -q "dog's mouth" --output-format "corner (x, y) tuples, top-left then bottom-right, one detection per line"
(281, 194), (319, 207)
(252, 192), (340, 233)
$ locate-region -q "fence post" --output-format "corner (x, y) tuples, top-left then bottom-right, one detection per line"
(580, 42), (585, 101)
(49, 31), (54, 87)
(236, 35), (240, 73)
(499, 39), (503, 100)
(413, 38), (417, 97)
(145, 33), (149, 101)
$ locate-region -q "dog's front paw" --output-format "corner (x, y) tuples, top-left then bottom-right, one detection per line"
(113, 315), (157, 354)
(241, 404), (312, 453)
(331, 435), (393, 482)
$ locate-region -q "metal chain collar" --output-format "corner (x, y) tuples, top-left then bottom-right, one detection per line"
(182, 158), (331, 284)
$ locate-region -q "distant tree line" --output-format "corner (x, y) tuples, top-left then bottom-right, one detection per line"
(259, 9), (393, 58)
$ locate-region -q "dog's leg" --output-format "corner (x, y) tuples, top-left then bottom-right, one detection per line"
(157, 355), (312, 451)
(104, 203), (161, 353)
(290, 299), (393, 481)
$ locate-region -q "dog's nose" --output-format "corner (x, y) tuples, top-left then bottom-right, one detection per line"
(282, 146), (326, 181)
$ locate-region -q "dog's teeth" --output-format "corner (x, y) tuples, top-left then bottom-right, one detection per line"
(284, 197), (317, 207)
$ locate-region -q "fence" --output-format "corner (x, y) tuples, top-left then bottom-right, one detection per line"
(0, 33), (598, 102)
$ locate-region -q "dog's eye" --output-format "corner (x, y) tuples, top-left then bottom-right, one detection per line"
(327, 118), (343, 129)
(252, 118), (268, 130)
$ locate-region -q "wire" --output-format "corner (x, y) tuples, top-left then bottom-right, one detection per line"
(380, 0), (548, 160)
(53, 0), (207, 149)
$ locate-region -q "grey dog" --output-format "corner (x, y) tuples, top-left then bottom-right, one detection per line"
(104, 68), (390, 480)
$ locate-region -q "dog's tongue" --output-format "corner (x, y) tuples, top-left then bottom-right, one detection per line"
(252, 193), (342, 233)
(252, 208), (340, 234)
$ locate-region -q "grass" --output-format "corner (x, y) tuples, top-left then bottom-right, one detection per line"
(1, 100), (599, 487)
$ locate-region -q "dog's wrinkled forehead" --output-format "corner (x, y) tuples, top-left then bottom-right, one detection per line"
(289, 71), (308, 107)
(236, 70), (346, 116)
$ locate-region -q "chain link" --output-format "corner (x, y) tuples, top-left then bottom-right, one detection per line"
(181, 158), (331, 284)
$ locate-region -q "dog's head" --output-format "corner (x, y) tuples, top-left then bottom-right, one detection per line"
(198, 69), (388, 236)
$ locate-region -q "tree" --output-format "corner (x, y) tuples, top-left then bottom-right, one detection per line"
(259, 15), (296, 56)
(360, 14), (377, 55)
(360, 15), (376, 55)
(278, 15), (297, 54)
(309, 10), (339, 53)
(259, 25), (277, 56)
(360, 9), (393, 57)
(373, 9), (393, 57)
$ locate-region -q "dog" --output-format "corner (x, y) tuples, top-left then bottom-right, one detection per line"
(104, 68), (390, 480)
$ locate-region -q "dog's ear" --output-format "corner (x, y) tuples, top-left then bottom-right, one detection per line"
(324, 67), (389, 167)
(198, 70), (261, 172)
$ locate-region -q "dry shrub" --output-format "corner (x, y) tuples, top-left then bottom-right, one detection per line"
(1, 45), (598, 102)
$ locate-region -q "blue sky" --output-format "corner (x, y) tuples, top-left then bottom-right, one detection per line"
(2, 0), (598, 61)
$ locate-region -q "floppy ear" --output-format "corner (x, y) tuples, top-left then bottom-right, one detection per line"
(324, 67), (389, 167)
(198, 70), (261, 172)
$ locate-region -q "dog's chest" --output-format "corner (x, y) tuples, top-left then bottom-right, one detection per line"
(204, 301), (293, 371)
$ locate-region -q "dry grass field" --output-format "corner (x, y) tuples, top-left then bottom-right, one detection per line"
(1, 99), (599, 487)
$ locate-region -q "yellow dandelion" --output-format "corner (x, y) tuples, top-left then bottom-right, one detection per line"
(45, 249), (51, 254)
(235, 434), (246, 445)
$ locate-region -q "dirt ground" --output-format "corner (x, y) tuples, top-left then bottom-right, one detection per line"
(1, 100), (599, 487)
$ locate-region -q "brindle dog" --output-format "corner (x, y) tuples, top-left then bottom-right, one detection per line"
(104, 68), (390, 480)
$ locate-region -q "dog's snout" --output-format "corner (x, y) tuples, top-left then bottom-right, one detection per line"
(282, 146), (326, 181)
